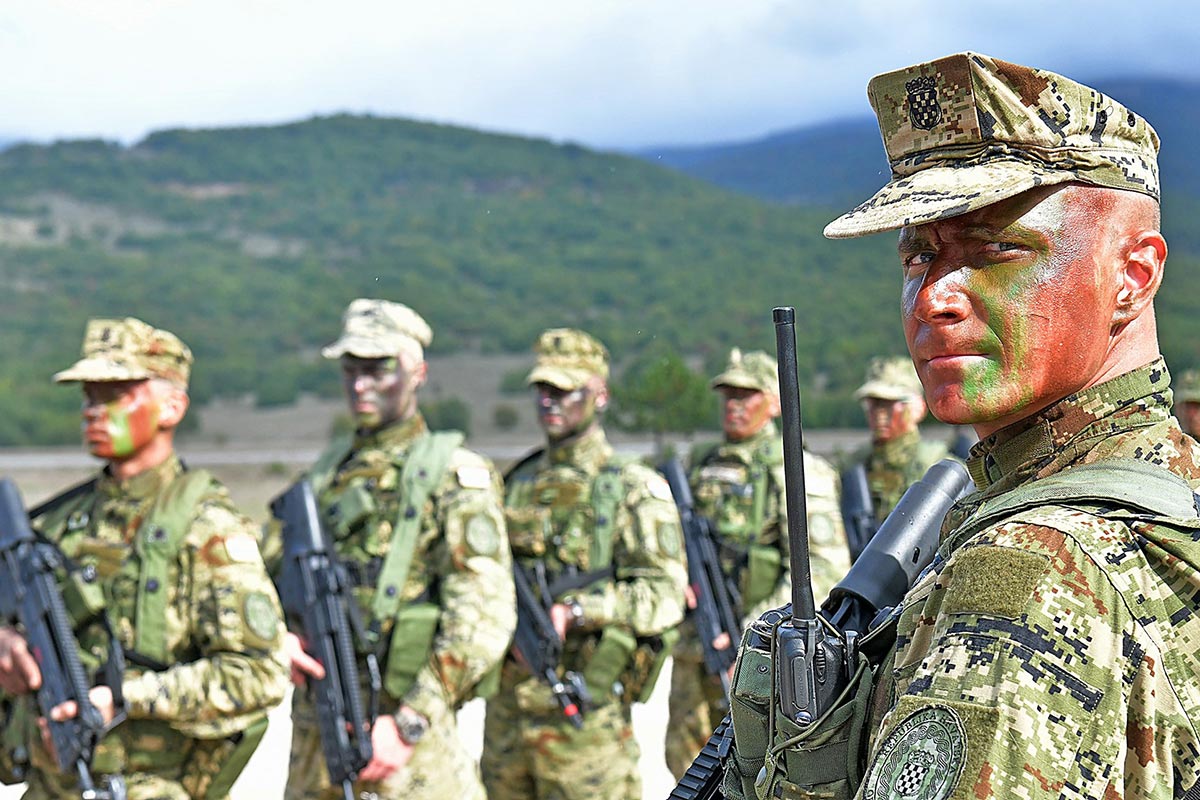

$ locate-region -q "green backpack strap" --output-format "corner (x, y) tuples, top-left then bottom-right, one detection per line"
(960, 458), (1200, 539)
(133, 469), (216, 665)
(369, 430), (464, 628)
(750, 438), (783, 539)
(589, 457), (632, 570)
(29, 479), (98, 541)
(307, 433), (356, 495)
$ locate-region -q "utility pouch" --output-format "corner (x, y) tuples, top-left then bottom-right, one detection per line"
(582, 627), (637, 698)
(726, 642), (773, 800)
(743, 545), (782, 611)
(383, 602), (441, 698)
(629, 627), (680, 704)
(758, 651), (875, 800)
(62, 567), (107, 621)
(327, 484), (376, 538)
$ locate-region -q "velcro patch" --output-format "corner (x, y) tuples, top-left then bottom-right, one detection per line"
(699, 465), (745, 485)
(646, 475), (674, 502)
(943, 545), (1049, 618)
(222, 534), (264, 565)
(456, 466), (492, 490)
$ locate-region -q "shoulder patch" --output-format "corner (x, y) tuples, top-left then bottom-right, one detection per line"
(456, 465), (493, 490)
(646, 474), (674, 502)
(862, 705), (967, 800)
(242, 591), (281, 643)
(222, 533), (264, 564)
(465, 514), (501, 556)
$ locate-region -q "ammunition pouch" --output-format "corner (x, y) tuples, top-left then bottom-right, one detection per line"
(580, 626), (679, 704)
(743, 544), (782, 611)
(383, 601), (441, 698)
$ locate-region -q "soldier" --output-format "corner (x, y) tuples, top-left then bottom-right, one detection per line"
(842, 356), (950, 556)
(280, 299), (515, 800)
(0, 317), (288, 800)
(480, 328), (687, 800)
(664, 348), (848, 779)
(1175, 369), (1200, 439)
(723, 53), (1200, 799)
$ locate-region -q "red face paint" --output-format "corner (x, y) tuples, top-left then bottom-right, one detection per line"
(862, 398), (919, 443)
(82, 381), (160, 459)
(719, 386), (776, 442)
(535, 383), (596, 441)
(900, 186), (1119, 437)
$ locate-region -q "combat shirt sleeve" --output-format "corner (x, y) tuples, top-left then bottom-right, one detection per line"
(859, 510), (1192, 800)
(400, 452), (516, 721)
(120, 500), (289, 736)
(744, 452), (849, 622)
(563, 466), (687, 636)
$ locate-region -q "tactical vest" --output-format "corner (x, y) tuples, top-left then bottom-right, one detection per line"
(308, 429), (465, 699)
(691, 437), (783, 613)
(505, 451), (676, 703)
(24, 468), (268, 800)
(731, 458), (1200, 800)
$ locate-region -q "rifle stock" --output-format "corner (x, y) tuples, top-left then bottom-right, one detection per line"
(0, 479), (126, 800)
(272, 480), (376, 800)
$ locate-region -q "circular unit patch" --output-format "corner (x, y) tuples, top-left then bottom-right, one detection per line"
(243, 592), (281, 642)
(862, 705), (967, 800)
(465, 514), (500, 556)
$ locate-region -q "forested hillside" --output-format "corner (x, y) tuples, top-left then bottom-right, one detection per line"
(0, 110), (1197, 445)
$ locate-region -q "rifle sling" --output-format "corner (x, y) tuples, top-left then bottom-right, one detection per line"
(546, 566), (615, 599)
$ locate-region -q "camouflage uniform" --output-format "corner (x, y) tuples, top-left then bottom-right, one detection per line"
(724, 54), (1200, 800)
(481, 329), (688, 800)
(1173, 369), (1200, 439)
(2, 318), (289, 800)
(849, 357), (949, 525)
(665, 350), (848, 779)
(282, 300), (515, 800)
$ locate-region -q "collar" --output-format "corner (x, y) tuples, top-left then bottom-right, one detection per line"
(97, 453), (183, 502)
(721, 421), (778, 455)
(872, 429), (922, 463)
(546, 425), (613, 474)
(355, 413), (428, 451)
(965, 358), (1173, 496)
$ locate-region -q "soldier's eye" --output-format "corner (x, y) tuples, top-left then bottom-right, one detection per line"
(982, 241), (1024, 255)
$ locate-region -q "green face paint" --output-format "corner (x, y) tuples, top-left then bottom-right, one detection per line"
(104, 400), (137, 457)
(82, 381), (160, 460)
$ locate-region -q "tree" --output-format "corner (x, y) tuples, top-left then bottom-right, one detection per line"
(611, 345), (715, 456)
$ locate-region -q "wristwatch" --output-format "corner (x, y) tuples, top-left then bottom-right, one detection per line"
(566, 598), (585, 628)
(393, 707), (429, 745)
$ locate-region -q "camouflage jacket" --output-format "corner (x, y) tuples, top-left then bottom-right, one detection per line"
(301, 414), (515, 721)
(504, 426), (687, 679)
(690, 422), (849, 620)
(851, 429), (951, 525)
(5, 454), (288, 784)
(859, 360), (1200, 799)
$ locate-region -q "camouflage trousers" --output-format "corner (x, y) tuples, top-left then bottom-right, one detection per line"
(23, 770), (208, 800)
(285, 692), (484, 800)
(665, 633), (729, 780)
(480, 671), (641, 800)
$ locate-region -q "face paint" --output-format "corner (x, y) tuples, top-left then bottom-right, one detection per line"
(341, 355), (420, 430)
(900, 186), (1118, 437)
(862, 397), (919, 443)
(719, 386), (777, 441)
(82, 381), (160, 460)
(535, 383), (596, 441)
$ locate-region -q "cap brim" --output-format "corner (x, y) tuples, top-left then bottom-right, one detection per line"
(710, 372), (771, 393)
(321, 336), (401, 360)
(53, 357), (153, 384)
(527, 365), (591, 391)
(854, 381), (919, 402)
(823, 160), (1078, 239)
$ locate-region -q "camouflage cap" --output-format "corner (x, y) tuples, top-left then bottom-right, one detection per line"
(53, 317), (193, 386)
(526, 328), (610, 390)
(825, 52), (1160, 239)
(854, 356), (924, 402)
(710, 348), (779, 395)
(1175, 369), (1200, 404)
(321, 298), (432, 362)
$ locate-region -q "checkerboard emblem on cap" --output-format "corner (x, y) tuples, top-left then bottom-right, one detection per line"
(907, 76), (941, 130)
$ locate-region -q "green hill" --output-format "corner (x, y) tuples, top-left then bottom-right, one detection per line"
(0, 113), (1197, 445)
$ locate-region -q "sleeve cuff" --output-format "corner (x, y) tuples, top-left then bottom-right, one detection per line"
(400, 670), (452, 722)
(120, 671), (160, 718)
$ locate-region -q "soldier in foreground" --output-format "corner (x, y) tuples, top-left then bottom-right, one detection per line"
(1174, 369), (1200, 440)
(281, 299), (514, 800)
(841, 356), (949, 557)
(0, 317), (288, 799)
(481, 328), (687, 800)
(724, 53), (1200, 799)
(664, 348), (847, 778)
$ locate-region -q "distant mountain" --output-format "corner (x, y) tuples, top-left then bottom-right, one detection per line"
(635, 77), (1200, 207)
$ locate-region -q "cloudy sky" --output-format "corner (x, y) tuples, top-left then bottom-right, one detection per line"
(2, 0), (1197, 149)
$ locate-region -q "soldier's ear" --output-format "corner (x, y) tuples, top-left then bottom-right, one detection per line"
(591, 379), (610, 412)
(1112, 228), (1166, 326)
(766, 391), (781, 418)
(154, 381), (189, 429)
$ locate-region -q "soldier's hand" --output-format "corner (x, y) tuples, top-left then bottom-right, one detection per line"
(683, 585), (698, 610)
(0, 626), (42, 694)
(359, 712), (415, 782)
(712, 632), (732, 650)
(549, 604), (570, 641)
(48, 685), (115, 725)
(284, 632), (325, 686)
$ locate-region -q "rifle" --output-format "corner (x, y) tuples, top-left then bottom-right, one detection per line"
(840, 462), (878, 563)
(657, 458), (742, 697)
(510, 562), (592, 728)
(272, 481), (378, 800)
(0, 479), (126, 800)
